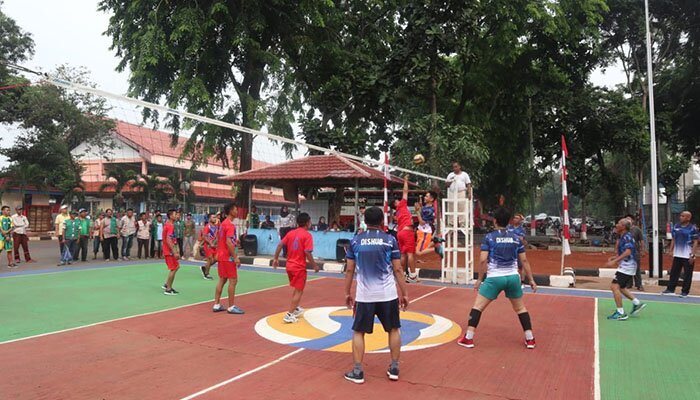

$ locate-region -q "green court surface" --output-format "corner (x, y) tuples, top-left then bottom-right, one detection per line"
(598, 298), (700, 400)
(0, 264), (297, 342)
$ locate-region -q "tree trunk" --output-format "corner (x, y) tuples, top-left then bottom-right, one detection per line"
(329, 185), (345, 226)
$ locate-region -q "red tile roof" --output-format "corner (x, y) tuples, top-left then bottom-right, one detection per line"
(113, 121), (271, 170)
(0, 178), (63, 194)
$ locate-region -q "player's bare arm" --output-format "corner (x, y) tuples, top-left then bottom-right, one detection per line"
(474, 250), (488, 291)
(519, 253), (537, 292)
(306, 251), (319, 272)
(344, 259), (356, 308)
(392, 258), (409, 310)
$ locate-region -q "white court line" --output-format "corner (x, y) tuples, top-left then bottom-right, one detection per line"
(180, 286), (448, 399)
(593, 298), (601, 400)
(0, 279), (324, 346)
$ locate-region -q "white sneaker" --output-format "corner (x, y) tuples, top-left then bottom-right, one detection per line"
(213, 304), (225, 312)
(283, 312), (298, 323)
(292, 306), (305, 317)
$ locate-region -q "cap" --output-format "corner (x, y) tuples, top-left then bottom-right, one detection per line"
(70, 210), (79, 215)
(79, 208), (87, 213)
(60, 205), (68, 210)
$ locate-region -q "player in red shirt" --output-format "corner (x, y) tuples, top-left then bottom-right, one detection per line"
(212, 202), (244, 314)
(393, 175), (418, 283)
(162, 209), (181, 295)
(200, 213), (219, 280)
(272, 212), (319, 323)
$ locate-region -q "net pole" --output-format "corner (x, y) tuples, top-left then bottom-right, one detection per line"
(383, 152), (389, 228)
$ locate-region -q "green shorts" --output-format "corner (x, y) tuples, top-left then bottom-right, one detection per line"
(0, 238), (12, 251)
(478, 275), (523, 300)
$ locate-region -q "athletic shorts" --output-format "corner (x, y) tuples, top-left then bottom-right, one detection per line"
(352, 299), (401, 334)
(204, 245), (217, 258)
(416, 230), (433, 252)
(287, 268), (307, 290)
(165, 255), (180, 271)
(612, 271), (633, 289)
(397, 229), (416, 254)
(478, 275), (523, 300)
(0, 238), (12, 251)
(218, 260), (238, 279)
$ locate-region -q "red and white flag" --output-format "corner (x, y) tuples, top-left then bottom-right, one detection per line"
(561, 135), (572, 256)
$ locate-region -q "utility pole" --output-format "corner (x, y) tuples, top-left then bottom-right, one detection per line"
(529, 97), (536, 236)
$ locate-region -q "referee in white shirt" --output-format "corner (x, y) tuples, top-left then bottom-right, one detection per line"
(445, 161), (472, 226)
(11, 206), (34, 263)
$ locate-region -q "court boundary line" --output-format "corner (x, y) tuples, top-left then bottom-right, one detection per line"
(0, 278), (324, 346)
(593, 297), (601, 400)
(179, 286), (448, 399)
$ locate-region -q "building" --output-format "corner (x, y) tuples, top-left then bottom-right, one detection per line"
(72, 120), (289, 216)
(0, 178), (62, 232)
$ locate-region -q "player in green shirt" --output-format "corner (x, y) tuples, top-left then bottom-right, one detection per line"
(77, 209), (91, 262)
(0, 205), (16, 268)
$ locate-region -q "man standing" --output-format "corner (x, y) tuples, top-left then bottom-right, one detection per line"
(0, 206), (15, 268)
(662, 211), (698, 298)
(59, 210), (80, 266)
(101, 209), (119, 261)
(174, 209), (185, 260)
(92, 212), (104, 260)
(149, 210), (160, 257)
(212, 203), (244, 314)
(272, 212), (319, 323)
(119, 208), (136, 261)
(246, 205), (260, 230)
(445, 161), (472, 227)
(162, 209), (181, 295)
(625, 214), (646, 290)
(136, 212), (151, 259)
(605, 218), (647, 319)
(77, 209), (91, 262)
(11, 206), (34, 264)
(457, 207), (538, 349)
(54, 205), (69, 257)
(343, 207), (408, 384)
(183, 213), (196, 260)
(393, 175), (418, 283)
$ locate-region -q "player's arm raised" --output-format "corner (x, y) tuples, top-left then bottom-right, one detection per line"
(402, 174), (409, 200)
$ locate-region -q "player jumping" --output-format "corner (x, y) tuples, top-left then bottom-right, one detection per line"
(393, 175), (418, 283)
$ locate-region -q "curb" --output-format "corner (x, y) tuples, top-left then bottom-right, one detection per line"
(28, 236), (58, 241)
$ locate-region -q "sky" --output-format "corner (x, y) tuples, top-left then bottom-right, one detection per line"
(0, 1), (628, 169)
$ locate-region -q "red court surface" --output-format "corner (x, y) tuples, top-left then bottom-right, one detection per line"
(0, 278), (595, 400)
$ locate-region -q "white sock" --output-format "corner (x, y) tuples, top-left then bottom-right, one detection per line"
(524, 330), (534, 340)
(465, 331), (474, 339)
(632, 298), (641, 306)
(617, 307), (625, 314)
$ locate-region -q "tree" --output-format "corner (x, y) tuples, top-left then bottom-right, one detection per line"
(132, 173), (168, 210)
(164, 173), (195, 210)
(0, 163), (44, 207)
(99, 168), (138, 209)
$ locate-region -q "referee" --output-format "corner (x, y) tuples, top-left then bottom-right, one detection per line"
(343, 207), (409, 384)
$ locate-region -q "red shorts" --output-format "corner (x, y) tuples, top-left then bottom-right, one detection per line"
(165, 255), (180, 271)
(204, 245), (217, 258)
(397, 229), (416, 254)
(218, 260), (238, 279)
(287, 268), (307, 290)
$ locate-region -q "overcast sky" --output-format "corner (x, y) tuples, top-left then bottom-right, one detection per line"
(0, 1), (628, 169)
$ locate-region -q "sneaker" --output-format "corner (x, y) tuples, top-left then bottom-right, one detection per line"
(606, 311), (628, 321)
(679, 293), (689, 298)
(162, 283), (168, 290)
(283, 312), (298, 323)
(525, 338), (536, 349)
(292, 306), (305, 317)
(661, 290), (674, 295)
(204, 274), (214, 281)
(200, 265), (207, 278)
(57, 261), (66, 266)
(164, 288), (179, 296)
(435, 245), (444, 259)
(457, 337), (474, 348)
(344, 370), (365, 384)
(405, 274), (419, 283)
(213, 304), (226, 312)
(387, 365), (399, 381)
(227, 305), (245, 314)
(631, 303), (647, 316)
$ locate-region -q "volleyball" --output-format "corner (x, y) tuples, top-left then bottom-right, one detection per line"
(413, 153), (425, 165)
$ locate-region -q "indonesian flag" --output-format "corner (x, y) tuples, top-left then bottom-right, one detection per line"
(561, 135), (572, 256)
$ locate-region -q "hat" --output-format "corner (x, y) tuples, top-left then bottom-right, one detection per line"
(60, 205), (68, 210)
(70, 210), (78, 215)
(79, 208), (87, 213)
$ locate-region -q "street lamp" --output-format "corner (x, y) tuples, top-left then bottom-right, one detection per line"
(180, 180), (191, 213)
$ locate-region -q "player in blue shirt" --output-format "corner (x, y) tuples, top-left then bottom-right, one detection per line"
(457, 207), (538, 350)
(343, 207), (409, 384)
(662, 211), (698, 298)
(605, 218), (646, 320)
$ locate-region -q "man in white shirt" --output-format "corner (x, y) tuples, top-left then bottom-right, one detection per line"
(12, 206), (34, 263)
(119, 208), (137, 261)
(445, 161), (472, 227)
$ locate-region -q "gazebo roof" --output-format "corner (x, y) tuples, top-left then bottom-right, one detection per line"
(221, 154), (406, 188)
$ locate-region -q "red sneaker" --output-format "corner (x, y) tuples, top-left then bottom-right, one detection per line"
(457, 337), (474, 348)
(525, 338), (536, 349)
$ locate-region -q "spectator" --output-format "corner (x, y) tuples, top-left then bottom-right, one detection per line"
(625, 214), (646, 291)
(0, 205), (15, 268)
(11, 206), (34, 264)
(100, 208), (119, 261)
(247, 205), (260, 230)
(316, 216), (329, 232)
(174, 209), (185, 260)
(662, 211), (698, 298)
(152, 214), (164, 258)
(330, 221), (341, 232)
(357, 206), (367, 232)
(150, 210), (161, 257)
(445, 161), (472, 227)
(136, 212), (151, 259)
(92, 212), (104, 260)
(59, 210), (80, 266)
(260, 215), (276, 229)
(184, 213), (196, 259)
(54, 205), (69, 257)
(77, 209), (91, 262)
(120, 208), (136, 261)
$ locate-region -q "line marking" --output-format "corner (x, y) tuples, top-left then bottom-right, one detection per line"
(593, 297), (601, 400)
(0, 279), (324, 346)
(179, 348), (305, 400)
(180, 285), (449, 399)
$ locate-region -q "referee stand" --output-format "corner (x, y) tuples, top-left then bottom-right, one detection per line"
(440, 196), (474, 285)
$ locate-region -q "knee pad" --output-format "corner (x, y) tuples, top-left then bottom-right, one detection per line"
(518, 312), (532, 331)
(468, 308), (482, 328)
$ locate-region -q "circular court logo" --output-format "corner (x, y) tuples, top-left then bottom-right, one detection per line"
(255, 307), (461, 353)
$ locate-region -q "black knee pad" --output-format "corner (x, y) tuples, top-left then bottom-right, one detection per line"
(468, 308), (482, 328)
(518, 312), (532, 331)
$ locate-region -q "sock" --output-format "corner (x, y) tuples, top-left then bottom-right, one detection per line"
(524, 330), (534, 340)
(632, 298), (641, 306)
(353, 363), (363, 374)
(391, 360), (399, 369)
(465, 330), (474, 340)
(617, 307), (625, 314)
